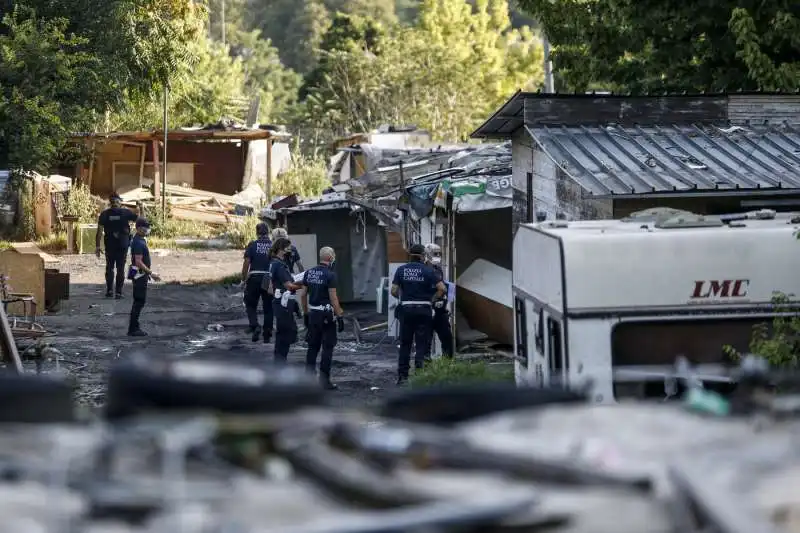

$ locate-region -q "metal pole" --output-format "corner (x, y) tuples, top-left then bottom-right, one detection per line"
(162, 84), (168, 223)
(221, 0), (226, 45)
(543, 36), (554, 93)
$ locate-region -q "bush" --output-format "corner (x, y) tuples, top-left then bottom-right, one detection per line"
(63, 183), (98, 224)
(725, 292), (800, 368)
(272, 146), (330, 199)
(408, 358), (515, 389)
(226, 215), (261, 249)
(142, 201), (217, 240)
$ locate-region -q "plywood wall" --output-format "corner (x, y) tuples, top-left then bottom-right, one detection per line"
(0, 251), (45, 316)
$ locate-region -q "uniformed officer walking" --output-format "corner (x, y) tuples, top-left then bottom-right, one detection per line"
(391, 243), (446, 385)
(269, 238), (303, 364)
(271, 227), (305, 274)
(241, 222), (273, 343)
(300, 246), (344, 390)
(95, 193), (138, 299)
(425, 243), (454, 358)
(128, 218), (160, 337)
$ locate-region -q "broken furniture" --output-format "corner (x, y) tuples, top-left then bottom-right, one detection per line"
(0, 274), (46, 340)
(0, 242), (69, 314)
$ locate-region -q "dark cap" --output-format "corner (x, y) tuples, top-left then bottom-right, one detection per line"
(409, 244), (426, 256)
(256, 222), (269, 236)
(135, 218), (150, 228)
(110, 193), (122, 201)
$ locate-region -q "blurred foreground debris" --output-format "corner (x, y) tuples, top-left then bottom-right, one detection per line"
(2, 352), (800, 532)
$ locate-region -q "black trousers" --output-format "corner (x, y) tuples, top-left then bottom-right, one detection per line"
(244, 275), (273, 338)
(397, 305), (433, 379)
(105, 242), (128, 295)
(273, 299), (298, 364)
(306, 310), (337, 377)
(128, 276), (148, 333)
(433, 307), (454, 357)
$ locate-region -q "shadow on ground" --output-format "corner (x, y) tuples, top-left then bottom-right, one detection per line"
(30, 280), (398, 409)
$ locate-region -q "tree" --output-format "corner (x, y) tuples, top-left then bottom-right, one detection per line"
(301, 0), (543, 141)
(515, 0), (800, 92)
(106, 35), (247, 130)
(0, 0), (201, 172)
(228, 29), (302, 122)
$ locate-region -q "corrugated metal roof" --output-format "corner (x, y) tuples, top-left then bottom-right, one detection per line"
(529, 123), (800, 196)
(348, 143), (511, 197)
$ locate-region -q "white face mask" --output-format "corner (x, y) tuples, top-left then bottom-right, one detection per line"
(142, 228), (151, 236)
(431, 256), (442, 265)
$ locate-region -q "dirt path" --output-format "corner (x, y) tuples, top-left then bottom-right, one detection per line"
(30, 249), (398, 409)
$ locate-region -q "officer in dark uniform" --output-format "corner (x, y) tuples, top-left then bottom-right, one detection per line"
(300, 246), (344, 390)
(391, 243), (446, 385)
(271, 227), (305, 273)
(269, 238), (302, 364)
(425, 243), (454, 358)
(95, 193), (138, 299)
(128, 218), (160, 337)
(241, 222), (273, 343)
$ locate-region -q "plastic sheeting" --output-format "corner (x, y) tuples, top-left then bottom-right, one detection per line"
(449, 174), (512, 213)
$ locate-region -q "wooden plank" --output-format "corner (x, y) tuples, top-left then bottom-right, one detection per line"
(386, 230), (406, 262)
(165, 184), (235, 203)
(170, 205), (244, 225)
(0, 304), (23, 373)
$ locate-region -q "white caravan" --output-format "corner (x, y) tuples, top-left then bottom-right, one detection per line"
(512, 210), (800, 404)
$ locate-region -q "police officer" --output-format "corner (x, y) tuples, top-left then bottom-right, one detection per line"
(269, 238), (302, 364)
(300, 246), (344, 390)
(425, 243), (454, 358)
(391, 243), (446, 385)
(128, 218), (160, 337)
(271, 227), (305, 273)
(95, 193), (138, 299)
(242, 222), (273, 343)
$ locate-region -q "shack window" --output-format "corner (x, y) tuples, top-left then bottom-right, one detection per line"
(514, 297), (528, 365)
(547, 318), (563, 373)
(611, 317), (775, 367)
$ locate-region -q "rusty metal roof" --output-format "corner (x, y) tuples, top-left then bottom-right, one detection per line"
(529, 123), (800, 197)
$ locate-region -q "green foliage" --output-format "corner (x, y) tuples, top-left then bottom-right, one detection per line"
(230, 29), (302, 122)
(16, 179), (35, 241)
(409, 358), (514, 388)
(273, 148), (331, 198)
(107, 35), (247, 130)
(63, 183), (98, 224)
(515, 0), (800, 92)
(301, 0), (543, 141)
(724, 293), (800, 368)
(225, 215), (261, 249)
(0, 0), (202, 172)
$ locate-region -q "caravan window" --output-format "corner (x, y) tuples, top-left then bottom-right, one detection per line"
(514, 297), (528, 365)
(534, 308), (544, 354)
(547, 318), (563, 373)
(611, 316), (775, 367)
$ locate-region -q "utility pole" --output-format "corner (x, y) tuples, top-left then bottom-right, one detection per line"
(221, 0), (226, 45)
(162, 84), (168, 223)
(543, 36), (555, 93)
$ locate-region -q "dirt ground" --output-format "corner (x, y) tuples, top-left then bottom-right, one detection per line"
(29, 249), (399, 409)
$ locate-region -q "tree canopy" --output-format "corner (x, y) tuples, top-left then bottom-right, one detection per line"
(515, 0), (800, 92)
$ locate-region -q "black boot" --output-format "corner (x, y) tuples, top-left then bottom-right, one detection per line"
(320, 375), (338, 390)
(251, 325), (262, 343)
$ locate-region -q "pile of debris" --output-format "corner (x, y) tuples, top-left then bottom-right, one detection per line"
(118, 183), (265, 226)
(1, 351), (800, 532)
